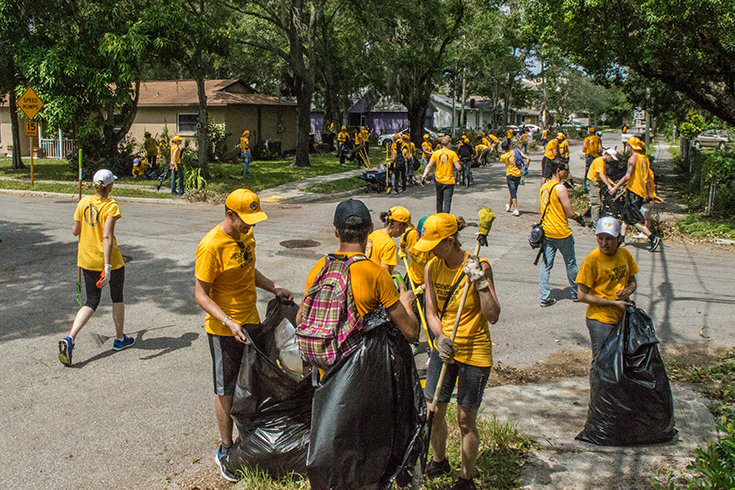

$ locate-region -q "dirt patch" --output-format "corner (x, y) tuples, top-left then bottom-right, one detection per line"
(185, 190), (226, 204)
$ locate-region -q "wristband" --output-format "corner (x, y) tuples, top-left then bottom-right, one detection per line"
(221, 316), (233, 326)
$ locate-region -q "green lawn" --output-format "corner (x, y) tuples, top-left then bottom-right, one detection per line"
(0, 179), (173, 198)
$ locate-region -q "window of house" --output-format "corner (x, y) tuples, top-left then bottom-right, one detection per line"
(177, 114), (198, 134)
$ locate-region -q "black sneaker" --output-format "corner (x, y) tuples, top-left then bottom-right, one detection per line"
(649, 235), (662, 252)
(215, 443), (237, 482)
(540, 298), (557, 307)
(425, 458), (451, 478)
(451, 477), (477, 490)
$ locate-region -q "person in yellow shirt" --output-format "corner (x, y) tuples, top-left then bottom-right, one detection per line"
(586, 149), (618, 227)
(488, 132), (500, 157)
(367, 205), (412, 273)
(414, 213), (500, 488)
(170, 135), (185, 195)
(400, 215), (430, 289)
(501, 141), (527, 216)
(360, 125), (371, 153)
(634, 167), (664, 239)
(542, 133), (565, 183)
(421, 136), (462, 213)
(559, 138), (570, 160)
(144, 131), (159, 167)
(583, 128), (602, 192)
(608, 137), (661, 251)
(58, 169), (133, 367)
(576, 216), (638, 358)
(520, 130), (529, 154)
(131, 157), (149, 178)
(240, 130), (251, 179)
(337, 125), (350, 166)
(541, 127), (549, 147)
(506, 128), (514, 145)
(421, 134), (434, 169)
(194, 189), (293, 482)
(538, 159), (583, 307)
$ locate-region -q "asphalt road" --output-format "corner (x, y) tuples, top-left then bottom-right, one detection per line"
(0, 139), (733, 488)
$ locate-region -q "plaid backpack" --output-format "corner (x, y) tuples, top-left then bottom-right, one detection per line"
(296, 254), (365, 370)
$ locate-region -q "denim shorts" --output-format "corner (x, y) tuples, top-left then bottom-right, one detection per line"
(423, 348), (491, 409)
(506, 175), (521, 199)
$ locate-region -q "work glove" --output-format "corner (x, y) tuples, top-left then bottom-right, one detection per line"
(96, 264), (112, 289)
(574, 215), (586, 227)
(476, 233), (488, 247)
(463, 255), (489, 290)
(477, 207), (496, 236)
(398, 247), (407, 260)
(437, 335), (456, 363)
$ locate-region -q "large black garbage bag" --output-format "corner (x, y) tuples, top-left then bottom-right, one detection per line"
(226, 298), (314, 477)
(576, 305), (676, 446)
(307, 307), (427, 489)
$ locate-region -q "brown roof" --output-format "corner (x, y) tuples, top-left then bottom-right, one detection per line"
(137, 79), (296, 107)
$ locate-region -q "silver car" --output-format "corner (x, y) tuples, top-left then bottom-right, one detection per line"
(693, 130), (731, 150)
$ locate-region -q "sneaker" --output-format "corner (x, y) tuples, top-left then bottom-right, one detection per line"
(451, 477), (477, 490)
(632, 232), (646, 239)
(649, 235), (662, 252)
(215, 443), (238, 482)
(505, 203), (511, 212)
(112, 334), (135, 351)
(425, 458), (451, 478)
(58, 336), (74, 366)
(540, 298), (557, 307)
(512, 209), (520, 216)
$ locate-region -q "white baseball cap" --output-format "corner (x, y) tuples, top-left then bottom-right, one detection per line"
(595, 216), (621, 237)
(604, 148), (618, 161)
(93, 169), (117, 186)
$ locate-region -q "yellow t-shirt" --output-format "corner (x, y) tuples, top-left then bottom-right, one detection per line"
(520, 133), (528, 142)
(427, 254), (492, 367)
(539, 181), (572, 239)
(195, 225), (259, 336)
(400, 228), (431, 286)
(559, 140), (569, 158)
(502, 150), (521, 177)
(648, 168), (659, 200)
(475, 144), (488, 155)
(506, 129), (513, 139)
(576, 247), (639, 324)
(421, 141), (433, 158)
(366, 229), (397, 267)
(429, 148), (459, 185)
(240, 135), (250, 152)
(74, 195), (124, 271)
(542, 129), (548, 139)
(626, 153), (650, 198)
(170, 144), (181, 165)
(586, 156), (607, 182)
(481, 137), (492, 147)
(337, 131), (349, 143)
(489, 134), (499, 143)
(304, 252), (399, 318)
(544, 139), (560, 159)
(584, 135), (601, 157)
(144, 137), (159, 156)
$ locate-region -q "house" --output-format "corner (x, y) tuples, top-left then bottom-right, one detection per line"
(1, 79), (298, 158)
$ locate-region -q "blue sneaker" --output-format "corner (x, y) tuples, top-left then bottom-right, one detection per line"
(112, 334), (135, 351)
(59, 336), (74, 366)
(215, 443), (237, 482)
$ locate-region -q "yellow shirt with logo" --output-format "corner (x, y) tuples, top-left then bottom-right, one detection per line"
(421, 141), (433, 158)
(544, 139), (560, 159)
(559, 140), (569, 158)
(304, 251), (399, 318)
(586, 156), (607, 182)
(576, 247), (639, 325)
(195, 225), (259, 336)
(626, 153), (650, 198)
(366, 229), (398, 267)
(584, 135), (601, 157)
(337, 131), (349, 143)
(520, 133), (529, 142)
(400, 228), (431, 286)
(240, 135), (250, 152)
(475, 144), (488, 155)
(427, 254), (492, 367)
(502, 150), (521, 177)
(74, 195), (124, 271)
(170, 144), (181, 165)
(429, 148), (459, 185)
(539, 181), (572, 239)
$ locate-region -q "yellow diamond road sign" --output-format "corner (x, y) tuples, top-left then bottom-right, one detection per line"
(19, 87), (44, 120)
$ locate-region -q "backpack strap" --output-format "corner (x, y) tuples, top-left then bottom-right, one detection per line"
(439, 271), (467, 320)
(539, 183), (559, 225)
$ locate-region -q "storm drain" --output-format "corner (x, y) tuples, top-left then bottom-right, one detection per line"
(280, 239), (320, 249)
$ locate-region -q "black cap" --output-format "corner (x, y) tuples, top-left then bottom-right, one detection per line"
(333, 199), (372, 228)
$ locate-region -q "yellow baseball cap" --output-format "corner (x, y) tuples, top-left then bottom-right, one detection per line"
(225, 189), (268, 225)
(462, 135), (469, 143)
(423, 134), (430, 139)
(393, 134), (400, 140)
(414, 213), (458, 252)
(628, 137), (645, 151)
(341, 125), (346, 130)
(388, 206), (413, 227)
(556, 133), (566, 140)
(588, 127), (595, 134)
(172, 135), (183, 142)
(243, 130), (250, 135)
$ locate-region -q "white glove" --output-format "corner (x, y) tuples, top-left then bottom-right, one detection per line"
(463, 255), (488, 290)
(96, 264), (112, 288)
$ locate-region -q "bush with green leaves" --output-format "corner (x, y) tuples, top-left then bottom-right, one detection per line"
(207, 122), (231, 162)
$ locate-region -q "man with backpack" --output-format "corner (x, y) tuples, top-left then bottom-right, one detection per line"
(391, 135), (408, 193)
(194, 189), (293, 482)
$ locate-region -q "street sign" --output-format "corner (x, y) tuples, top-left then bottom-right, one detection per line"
(600, 113), (608, 122)
(633, 107), (645, 121)
(18, 87), (44, 120)
(25, 121), (38, 137)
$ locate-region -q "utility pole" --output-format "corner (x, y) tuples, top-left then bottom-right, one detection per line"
(451, 69), (457, 138)
(645, 88), (651, 148)
(460, 68), (467, 131)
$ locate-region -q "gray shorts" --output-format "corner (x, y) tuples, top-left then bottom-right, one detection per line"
(207, 333), (245, 396)
(423, 348), (491, 409)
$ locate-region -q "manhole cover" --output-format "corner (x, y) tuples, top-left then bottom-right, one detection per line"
(280, 239), (320, 249)
(122, 255), (134, 262)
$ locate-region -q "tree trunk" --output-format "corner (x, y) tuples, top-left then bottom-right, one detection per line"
(503, 72), (513, 126)
(195, 75), (210, 177)
(8, 89), (25, 170)
(293, 75), (312, 167)
(407, 102), (427, 144)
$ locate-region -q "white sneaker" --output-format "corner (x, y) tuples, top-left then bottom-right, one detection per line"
(632, 233), (646, 239)
(512, 209), (520, 216)
(505, 203), (511, 212)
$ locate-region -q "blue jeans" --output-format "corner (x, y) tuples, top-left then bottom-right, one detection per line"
(522, 141), (528, 154)
(539, 235), (578, 302)
(171, 164), (184, 195)
(435, 182), (454, 213)
(338, 143), (346, 165)
(506, 175), (520, 199)
(584, 156), (595, 191)
(242, 150), (252, 178)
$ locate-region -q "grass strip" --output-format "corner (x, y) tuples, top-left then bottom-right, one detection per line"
(0, 180), (172, 199)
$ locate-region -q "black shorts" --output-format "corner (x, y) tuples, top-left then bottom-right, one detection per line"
(621, 191), (645, 225)
(208, 333), (245, 396)
(423, 349), (491, 409)
(82, 267), (125, 310)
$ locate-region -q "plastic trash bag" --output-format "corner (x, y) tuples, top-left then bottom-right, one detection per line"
(576, 305), (676, 446)
(226, 298), (314, 477)
(307, 306), (427, 489)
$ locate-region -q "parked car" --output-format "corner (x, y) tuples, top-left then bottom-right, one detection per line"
(378, 127), (442, 148)
(693, 130), (732, 150)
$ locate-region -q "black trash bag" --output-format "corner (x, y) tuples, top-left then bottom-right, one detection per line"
(576, 305), (676, 446)
(226, 298), (315, 477)
(307, 306), (427, 489)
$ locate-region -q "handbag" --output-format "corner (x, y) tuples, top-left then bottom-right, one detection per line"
(530, 183), (558, 265)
